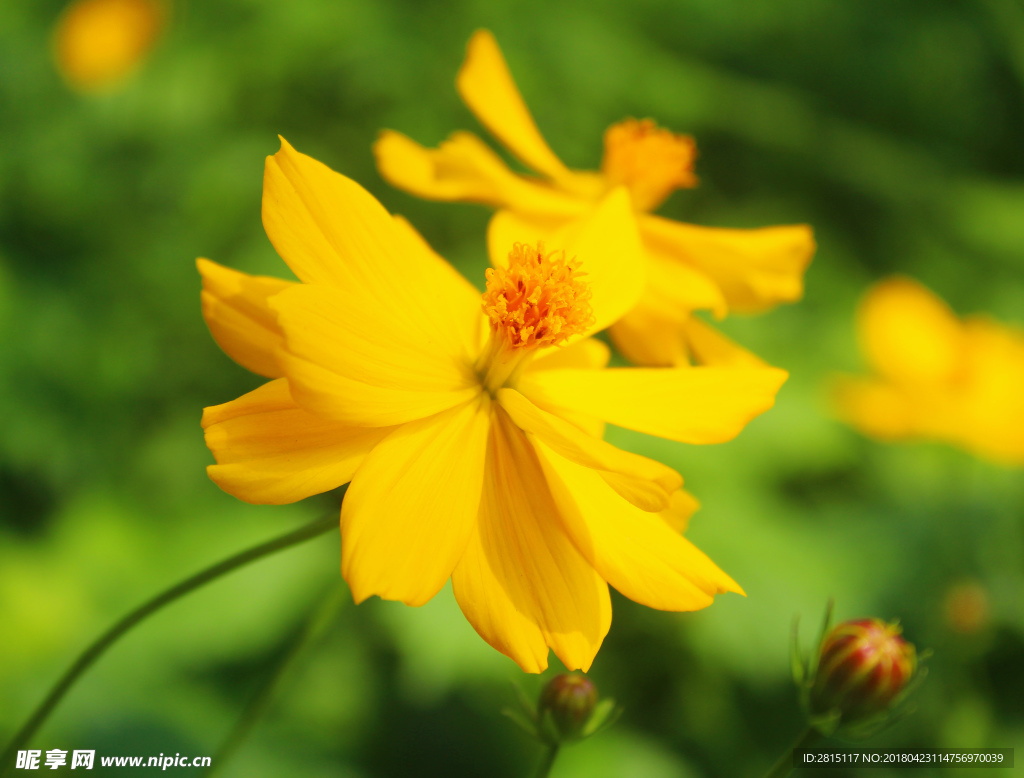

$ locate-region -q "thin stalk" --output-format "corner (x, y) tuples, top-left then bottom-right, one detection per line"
(0, 512), (338, 775)
(761, 726), (821, 778)
(207, 580), (348, 776)
(532, 743), (560, 778)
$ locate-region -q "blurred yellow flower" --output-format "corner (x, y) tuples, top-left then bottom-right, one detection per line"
(833, 277), (1024, 466)
(198, 139), (788, 672)
(374, 30), (816, 368)
(54, 0), (164, 92)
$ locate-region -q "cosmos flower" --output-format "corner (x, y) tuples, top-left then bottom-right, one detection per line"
(374, 29), (815, 368)
(199, 139), (787, 672)
(833, 277), (1024, 466)
(53, 0), (164, 92)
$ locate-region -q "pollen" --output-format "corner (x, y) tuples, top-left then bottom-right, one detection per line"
(483, 243), (595, 350)
(601, 118), (698, 212)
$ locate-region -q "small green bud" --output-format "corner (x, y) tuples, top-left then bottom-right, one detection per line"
(538, 674), (598, 741)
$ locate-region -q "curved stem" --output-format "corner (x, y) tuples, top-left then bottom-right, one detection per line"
(0, 512), (338, 775)
(207, 580), (348, 776)
(761, 726), (821, 778)
(532, 743), (560, 778)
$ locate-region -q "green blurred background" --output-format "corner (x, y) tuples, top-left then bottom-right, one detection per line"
(2, 0), (1023, 775)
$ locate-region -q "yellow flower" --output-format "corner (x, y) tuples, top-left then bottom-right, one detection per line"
(53, 0), (164, 92)
(199, 139), (788, 672)
(833, 277), (1024, 466)
(374, 30), (816, 368)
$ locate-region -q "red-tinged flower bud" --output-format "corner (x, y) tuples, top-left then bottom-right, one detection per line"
(810, 618), (917, 723)
(538, 674), (598, 740)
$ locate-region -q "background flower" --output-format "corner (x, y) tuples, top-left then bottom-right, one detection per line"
(375, 30), (817, 369)
(832, 276), (1024, 466)
(2, 2), (1023, 776)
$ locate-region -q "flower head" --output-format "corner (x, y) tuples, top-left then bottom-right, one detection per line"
(832, 277), (1024, 465)
(54, 0), (164, 92)
(199, 139), (788, 672)
(374, 29), (815, 368)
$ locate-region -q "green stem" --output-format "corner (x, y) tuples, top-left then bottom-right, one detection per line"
(533, 743), (560, 778)
(761, 726), (821, 778)
(0, 512), (338, 775)
(207, 580), (348, 776)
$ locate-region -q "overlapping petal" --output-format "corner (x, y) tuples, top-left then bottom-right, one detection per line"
(457, 29), (570, 182)
(262, 138), (481, 358)
(640, 215), (815, 313)
(270, 282), (480, 428)
(198, 258), (293, 378)
(489, 188), (646, 336)
(452, 408), (611, 673)
(660, 489), (700, 533)
(341, 396), (492, 607)
(202, 379), (392, 504)
(535, 440), (742, 611)
(527, 337), (610, 373)
(497, 388), (681, 511)
(520, 365), (787, 444)
(373, 130), (584, 216)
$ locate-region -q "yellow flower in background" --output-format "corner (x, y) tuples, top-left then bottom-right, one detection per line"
(374, 30), (816, 368)
(833, 277), (1024, 466)
(199, 139), (788, 672)
(54, 0), (164, 92)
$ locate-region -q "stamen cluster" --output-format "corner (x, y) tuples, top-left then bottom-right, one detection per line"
(483, 243), (594, 349)
(601, 118), (698, 211)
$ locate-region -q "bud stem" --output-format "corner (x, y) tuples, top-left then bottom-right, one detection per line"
(532, 744), (560, 778)
(761, 726), (821, 778)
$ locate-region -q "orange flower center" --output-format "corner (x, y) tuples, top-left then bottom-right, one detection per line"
(482, 242), (594, 350)
(601, 118), (698, 212)
(477, 243), (594, 393)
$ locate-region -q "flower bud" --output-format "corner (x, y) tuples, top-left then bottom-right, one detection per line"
(810, 618), (917, 723)
(538, 674), (598, 741)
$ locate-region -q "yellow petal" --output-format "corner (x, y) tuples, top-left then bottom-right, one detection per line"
(197, 258), (293, 378)
(452, 408), (611, 673)
(374, 130), (584, 215)
(661, 489), (700, 533)
(528, 337), (611, 373)
(610, 309), (767, 369)
(202, 379), (392, 504)
(830, 375), (916, 440)
(272, 285), (481, 427)
(642, 244), (727, 319)
(262, 138), (482, 355)
(390, 213), (485, 360)
(535, 440), (742, 610)
(341, 396), (492, 607)
(609, 308), (689, 367)
(682, 316), (768, 368)
(457, 30), (570, 181)
(488, 188), (646, 336)
(957, 318), (1024, 464)
(520, 366), (788, 444)
(641, 215), (815, 313)
(497, 388), (681, 511)
(858, 277), (965, 385)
